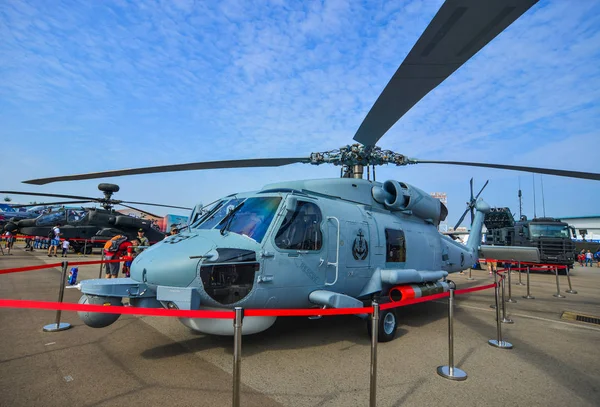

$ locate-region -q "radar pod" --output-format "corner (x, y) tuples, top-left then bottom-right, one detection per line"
(388, 281), (450, 303)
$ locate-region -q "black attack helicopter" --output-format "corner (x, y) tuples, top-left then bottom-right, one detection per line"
(23, 0), (600, 341)
(1, 183), (191, 253)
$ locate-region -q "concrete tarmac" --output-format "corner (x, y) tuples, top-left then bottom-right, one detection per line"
(1, 246), (599, 406)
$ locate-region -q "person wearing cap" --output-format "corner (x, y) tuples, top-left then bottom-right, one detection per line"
(135, 228), (149, 254)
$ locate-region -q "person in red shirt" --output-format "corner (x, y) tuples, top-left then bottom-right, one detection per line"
(104, 236), (132, 279)
(121, 239), (139, 277)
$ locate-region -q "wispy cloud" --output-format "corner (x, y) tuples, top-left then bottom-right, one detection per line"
(0, 0), (599, 222)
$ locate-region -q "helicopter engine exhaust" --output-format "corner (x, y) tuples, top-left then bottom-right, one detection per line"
(388, 281), (450, 303)
(372, 180), (448, 224)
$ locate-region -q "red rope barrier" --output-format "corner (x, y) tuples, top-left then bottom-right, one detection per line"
(0, 299), (235, 319)
(455, 283), (496, 295)
(0, 259), (124, 275)
(245, 307), (373, 317)
(0, 262), (64, 274)
(0, 280), (498, 319)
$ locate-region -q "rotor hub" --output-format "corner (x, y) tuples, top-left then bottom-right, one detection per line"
(310, 144), (409, 167)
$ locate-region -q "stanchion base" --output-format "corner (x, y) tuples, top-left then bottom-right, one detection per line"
(501, 318), (514, 324)
(515, 283), (526, 286)
(43, 322), (71, 332)
(553, 294), (566, 298)
(506, 299), (517, 303)
(467, 277), (475, 281)
(522, 295), (535, 299)
(565, 290), (577, 294)
(437, 365), (467, 381)
(488, 339), (513, 349)
(490, 304), (496, 309)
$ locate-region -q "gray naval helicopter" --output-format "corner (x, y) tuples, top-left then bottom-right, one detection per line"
(23, 0), (600, 341)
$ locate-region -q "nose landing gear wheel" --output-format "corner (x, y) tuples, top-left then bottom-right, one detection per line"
(367, 309), (398, 342)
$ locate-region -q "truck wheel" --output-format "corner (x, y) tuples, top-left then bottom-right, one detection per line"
(367, 309), (398, 342)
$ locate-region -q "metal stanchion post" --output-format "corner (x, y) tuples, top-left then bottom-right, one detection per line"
(564, 266), (577, 294)
(98, 251), (105, 279)
(490, 270), (497, 309)
(467, 267), (474, 281)
(516, 262), (525, 286)
(83, 239), (88, 257)
(43, 262), (72, 332)
(522, 266), (535, 299)
(370, 302), (379, 407)
(501, 275), (514, 324)
(488, 277), (512, 349)
(232, 307), (243, 407)
(553, 267), (566, 298)
(506, 264), (516, 303)
(437, 288), (467, 380)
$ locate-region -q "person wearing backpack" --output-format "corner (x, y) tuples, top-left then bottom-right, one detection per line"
(47, 224), (61, 257)
(103, 235), (132, 279)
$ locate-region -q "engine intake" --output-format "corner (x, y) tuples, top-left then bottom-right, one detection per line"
(372, 180), (448, 224)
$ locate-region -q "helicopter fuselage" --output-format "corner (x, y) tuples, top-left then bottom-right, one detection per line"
(78, 178), (486, 335)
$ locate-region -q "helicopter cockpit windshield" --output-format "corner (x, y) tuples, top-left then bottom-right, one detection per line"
(35, 208), (88, 226)
(36, 210), (66, 226)
(67, 209), (87, 223)
(191, 198), (244, 230)
(192, 196), (282, 243)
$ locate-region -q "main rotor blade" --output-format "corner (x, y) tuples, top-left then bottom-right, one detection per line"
(117, 203), (160, 219)
(22, 157), (311, 185)
(119, 200), (192, 211)
(353, 0), (538, 146)
(410, 160), (600, 181)
(0, 190), (96, 201)
(11, 200), (94, 208)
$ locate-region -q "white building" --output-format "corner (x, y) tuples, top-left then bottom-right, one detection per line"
(558, 216), (600, 241)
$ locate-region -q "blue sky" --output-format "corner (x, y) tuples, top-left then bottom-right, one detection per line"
(1, 0), (599, 226)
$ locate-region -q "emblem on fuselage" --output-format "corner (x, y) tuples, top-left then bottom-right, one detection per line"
(352, 229), (369, 261)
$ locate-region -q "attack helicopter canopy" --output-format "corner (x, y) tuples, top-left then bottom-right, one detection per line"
(22, 0), (600, 186)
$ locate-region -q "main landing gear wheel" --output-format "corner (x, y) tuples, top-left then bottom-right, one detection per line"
(367, 309), (398, 342)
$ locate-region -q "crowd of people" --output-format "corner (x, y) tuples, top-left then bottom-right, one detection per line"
(103, 228), (151, 278)
(577, 249), (600, 267)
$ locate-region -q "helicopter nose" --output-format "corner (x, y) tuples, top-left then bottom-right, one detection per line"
(130, 234), (214, 287)
(18, 219), (36, 228)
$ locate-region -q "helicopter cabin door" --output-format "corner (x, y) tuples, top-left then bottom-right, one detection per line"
(342, 221), (371, 293)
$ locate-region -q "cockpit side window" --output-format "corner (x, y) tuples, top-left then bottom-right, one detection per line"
(275, 201), (323, 251)
(385, 229), (406, 263)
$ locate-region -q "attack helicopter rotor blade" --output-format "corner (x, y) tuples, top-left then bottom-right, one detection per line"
(22, 157), (311, 185)
(353, 0), (538, 146)
(0, 190), (97, 201)
(117, 203), (160, 219)
(408, 160), (600, 181)
(118, 200), (192, 211)
(10, 200), (95, 208)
